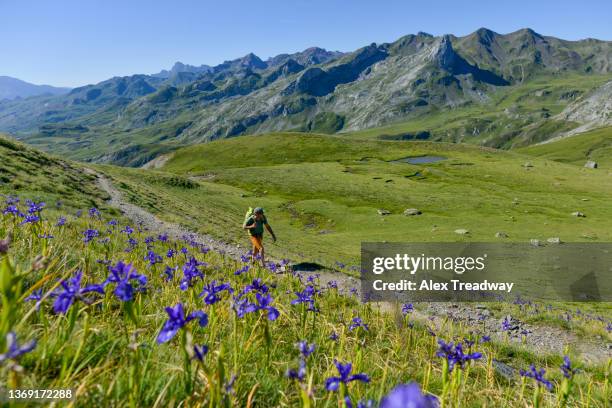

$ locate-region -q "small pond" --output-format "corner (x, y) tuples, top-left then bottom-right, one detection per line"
(393, 155), (447, 164)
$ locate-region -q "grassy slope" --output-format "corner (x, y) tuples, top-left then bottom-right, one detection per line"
(343, 74), (610, 147)
(0, 134), (113, 214)
(3, 198), (610, 406)
(518, 126), (612, 168)
(96, 132), (612, 268)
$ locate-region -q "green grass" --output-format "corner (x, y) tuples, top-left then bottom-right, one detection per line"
(0, 134), (114, 214)
(518, 126), (612, 168)
(1, 127), (610, 407)
(94, 132), (612, 268)
(1, 201), (610, 407)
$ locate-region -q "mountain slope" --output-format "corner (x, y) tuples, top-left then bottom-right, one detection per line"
(0, 76), (70, 100)
(0, 134), (109, 210)
(518, 125), (612, 168)
(1, 28), (611, 163)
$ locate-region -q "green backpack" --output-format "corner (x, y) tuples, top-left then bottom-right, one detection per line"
(243, 207), (254, 225)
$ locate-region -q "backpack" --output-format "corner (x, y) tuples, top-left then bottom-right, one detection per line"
(243, 207), (254, 225)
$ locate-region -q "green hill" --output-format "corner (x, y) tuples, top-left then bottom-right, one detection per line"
(518, 126), (612, 168)
(0, 134), (111, 212)
(95, 132), (612, 267)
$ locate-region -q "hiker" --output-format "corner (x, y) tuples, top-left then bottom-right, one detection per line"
(243, 207), (276, 266)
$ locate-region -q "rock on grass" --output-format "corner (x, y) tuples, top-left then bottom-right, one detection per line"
(403, 208), (422, 216)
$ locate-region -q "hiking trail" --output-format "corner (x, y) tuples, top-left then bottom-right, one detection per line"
(89, 168), (611, 366)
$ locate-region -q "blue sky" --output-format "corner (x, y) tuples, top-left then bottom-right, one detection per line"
(2, 0), (611, 87)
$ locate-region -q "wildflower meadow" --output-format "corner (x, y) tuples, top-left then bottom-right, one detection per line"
(0, 197), (610, 406)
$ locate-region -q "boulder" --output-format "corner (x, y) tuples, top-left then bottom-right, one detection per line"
(403, 208), (422, 216)
(571, 211), (586, 217)
(495, 232), (508, 238)
(584, 160), (598, 169)
(377, 209), (391, 216)
(547, 237), (561, 244)
(530, 239), (541, 247)
(523, 162), (533, 168)
(455, 228), (469, 235)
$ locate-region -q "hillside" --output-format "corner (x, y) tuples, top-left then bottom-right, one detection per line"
(0, 134), (110, 211)
(2, 175), (610, 406)
(94, 132), (612, 267)
(1, 28), (611, 165)
(519, 126), (612, 168)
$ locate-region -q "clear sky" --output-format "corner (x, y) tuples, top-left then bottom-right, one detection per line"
(2, 0), (611, 87)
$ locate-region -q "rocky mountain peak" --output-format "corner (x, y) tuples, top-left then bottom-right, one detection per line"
(240, 53), (267, 69)
(435, 35), (458, 71)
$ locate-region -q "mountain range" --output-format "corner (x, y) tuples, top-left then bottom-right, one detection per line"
(0, 76), (70, 100)
(0, 27), (610, 165)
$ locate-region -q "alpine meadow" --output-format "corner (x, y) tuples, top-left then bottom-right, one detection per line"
(0, 19), (611, 408)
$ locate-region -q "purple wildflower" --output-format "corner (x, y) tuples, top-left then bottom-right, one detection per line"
(560, 356), (578, 379)
(0, 332), (37, 362)
(520, 365), (553, 390)
(162, 266), (176, 282)
(255, 292), (280, 321)
(193, 344), (209, 361)
(82, 229), (99, 243)
(349, 317), (369, 332)
(20, 214), (40, 225)
(291, 285), (316, 310)
(436, 339), (482, 372)
(234, 265), (249, 275)
(180, 257), (204, 290)
(380, 382), (439, 408)
(24, 289), (43, 310)
(3, 205), (21, 216)
(56, 216), (66, 227)
(199, 281), (232, 305)
(104, 261), (147, 302)
(297, 340), (315, 358)
(501, 316), (513, 331)
(232, 297), (258, 318)
(156, 303), (208, 344)
(244, 278), (269, 294)
(286, 359), (306, 381)
(325, 359), (370, 391)
(144, 250), (162, 266)
(50, 271), (105, 314)
(26, 200), (45, 214)
(402, 303), (414, 315)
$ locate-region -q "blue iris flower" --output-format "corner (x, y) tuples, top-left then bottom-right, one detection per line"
(325, 359), (370, 391)
(50, 271), (105, 314)
(156, 303), (208, 344)
(380, 382), (439, 408)
(104, 261), (147, 302)
(0, 332), (37, 362)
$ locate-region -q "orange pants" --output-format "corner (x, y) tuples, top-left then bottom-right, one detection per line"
(250, 234), (264, 253)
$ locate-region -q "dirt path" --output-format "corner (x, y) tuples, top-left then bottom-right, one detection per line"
(89, 169), (611, 366)
(89, 169), (247, 260)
